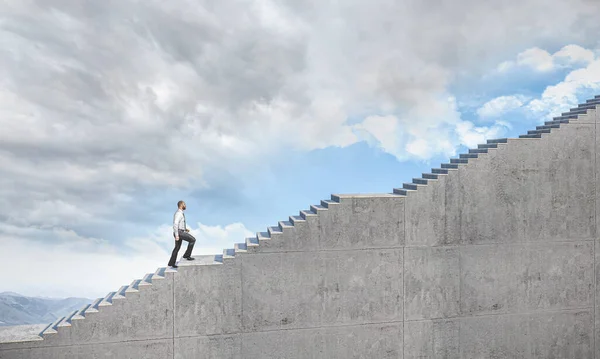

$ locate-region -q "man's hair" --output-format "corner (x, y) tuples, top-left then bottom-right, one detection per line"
(177, 200), (185, 208)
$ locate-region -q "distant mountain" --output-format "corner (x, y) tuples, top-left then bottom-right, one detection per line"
(0, 292), (92, 327)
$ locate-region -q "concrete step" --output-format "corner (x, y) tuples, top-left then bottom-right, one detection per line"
(223, 248), (235, 259)
(113, 285), (128, 300)
(128, 279), (142, 292)
(310, 204), (327, 213)
(153, 267), (167, 281)
(413, 178), (428, 185)
(478, 143), (499, 149)
(432, 168), (449, 174)
(320, 199), (338, 208)
(139, 273), (154, 288)
(577, 103), (598, 109)
(528, 129), (550, 135)
(553, 114), (578, 120)
(267, 226), (283, 237)
(519, 134), (542, 138)
(84, 298), (103, 314)
(486, 138), (508, 144)
(257, 232), (271, 242)
(469, 148), (488, 154)
(278, 221), (294, 231)
(246, 236), (259, 248)
(450, 158), (469, 164)
(234, 242), (248, 253)
(57, 311), (77, 328)
(393, 188), (414, 196)
(71, 304), (90, 321)
(422, 173), (439, 179)
(537, 124), (559, 130)
(299, 209), (317, 220)
(99, 292), (116, 307)
(40, 317), (64, 336)
(403, 182), (419, 190)
(460, 153), (478, 159)
(544, 119), (569, 125)
(441, 163), (459, 169)
(563, 108), (586, 115)
(289, 215), (305, 225)
(176, 255), (224, 266)
(39, 323), (55, 337)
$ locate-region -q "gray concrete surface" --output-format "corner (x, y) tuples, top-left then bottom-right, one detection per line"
(1, 100), (599, 358)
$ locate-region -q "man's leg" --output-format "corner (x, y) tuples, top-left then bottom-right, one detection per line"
(168, 233), (183, 267)
(179, 231), (197, 259)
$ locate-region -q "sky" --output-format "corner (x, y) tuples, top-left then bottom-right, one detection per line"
(1, 0), (600, 299)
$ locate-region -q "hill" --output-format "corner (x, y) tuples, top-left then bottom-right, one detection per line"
(0, 292), (91, 327)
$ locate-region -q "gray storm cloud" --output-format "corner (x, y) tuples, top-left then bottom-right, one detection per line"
(1, 0), (599, 233)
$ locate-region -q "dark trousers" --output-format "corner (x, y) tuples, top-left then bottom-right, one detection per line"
(168, 230), (196, 266)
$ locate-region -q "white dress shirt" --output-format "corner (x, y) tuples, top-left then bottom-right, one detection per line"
(173, 209), (190, 235)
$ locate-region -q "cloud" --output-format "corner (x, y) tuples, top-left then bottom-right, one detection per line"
(0, 221), (252, 298)
(553, 44), (596, 66)
(483, 44), (600, 122)
(496, 44), (596, 73)
(477, 95), (529, 119)
(455, 121), (512, 149)
(525, 57), (600, 119)
(350, 96), (512, 160)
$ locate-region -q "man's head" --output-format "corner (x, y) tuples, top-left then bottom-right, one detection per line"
(177, 200), (186, 210)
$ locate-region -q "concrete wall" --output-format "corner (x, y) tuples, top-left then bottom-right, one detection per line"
(0, 106), (598, 358)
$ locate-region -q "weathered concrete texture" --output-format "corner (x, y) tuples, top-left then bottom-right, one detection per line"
(63, 271), (174, 345)
(405, 176), (459, 247)
(461, 242), (593, 317)
(241, 248), (403, 332)
(2, 100), (600, 358)
(254, 195), (404, 253)
(241, 323), (403, 359)
(175, 335), (241, 359)
(0, 325), (45, 344)
(405, 309), (593, 358)
(459, 125), (595, 245)
(404, 247), (460, 321)
(0, 339), (173, 359)
(319, 196), (404, 250)
(174, 259), (242, 337)
(0, 272), (175, 352)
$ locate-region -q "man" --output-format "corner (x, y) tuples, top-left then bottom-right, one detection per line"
(168, 200), (196, 268)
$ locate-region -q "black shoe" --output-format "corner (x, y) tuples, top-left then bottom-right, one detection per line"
(183, 256), (195, 261)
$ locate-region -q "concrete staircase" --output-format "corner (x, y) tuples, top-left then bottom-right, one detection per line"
(393, 95), (600, 196)
(38, 267), (177, 337)
(2, 95), (600, 358)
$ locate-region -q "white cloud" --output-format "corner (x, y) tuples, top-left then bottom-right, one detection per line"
(190, 222), (254, 254)
(553, 44), (596, 66)
(526, 58), (600, 119)
(352, 115), (401, 156)
(0, 221), (252, 299)
(477, 95), (529, 119)
(486, 44), (600, 121)
(517, 48), (555, 72)
(455, 121), (511, 149)
(496, 44), (597, 73)
(350, 96), (512, 160)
